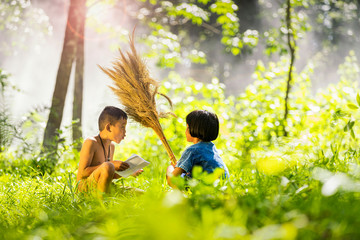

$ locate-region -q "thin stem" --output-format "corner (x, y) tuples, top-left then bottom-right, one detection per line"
(283, 0), (296, 137)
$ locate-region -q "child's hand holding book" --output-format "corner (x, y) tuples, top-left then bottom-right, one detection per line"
(131, 169), (144, 177)
(115, 154), (150, 178)
(113, 161), (130, 171)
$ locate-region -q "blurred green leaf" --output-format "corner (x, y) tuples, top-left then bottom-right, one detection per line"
(351, 129), (355, 139)
(348, 103), (359, 110)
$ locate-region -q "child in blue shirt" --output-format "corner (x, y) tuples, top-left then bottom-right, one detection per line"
(166, 110), (229, 188)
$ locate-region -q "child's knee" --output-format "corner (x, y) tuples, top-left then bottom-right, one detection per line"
(101, 162), (115, 175)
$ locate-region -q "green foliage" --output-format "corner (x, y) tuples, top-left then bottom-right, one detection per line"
(209, 0), (245, 55)
(0, 83), (79, 175)
(310, 0), (359, 46)
(0, 69), (17, 152)
(2, 53), (360, 239)
(262, 0), (311, 56)
(143, 23), (182, 68)
(0, 0), (52, 55)
(167, 3), (210, 25)
(2, 0), (360, 238)
(137, 0), (260, 68)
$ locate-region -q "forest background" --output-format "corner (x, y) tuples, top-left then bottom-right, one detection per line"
(1, 0), (360, 239)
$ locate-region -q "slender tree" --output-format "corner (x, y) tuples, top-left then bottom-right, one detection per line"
(42, 0), (86, 153)
(72, 2), (86, 148)
(283, 0), (296, 137)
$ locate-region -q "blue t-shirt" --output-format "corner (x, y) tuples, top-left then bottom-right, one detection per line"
(176, 141), (229, 178)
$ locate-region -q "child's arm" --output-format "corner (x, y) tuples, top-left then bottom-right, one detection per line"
(77, 139), (100, 180)
(111, 161), (130, 171)
(166, 165), (185, 188)
(113, 173), (122, 179)
(108, 143), (130, 179)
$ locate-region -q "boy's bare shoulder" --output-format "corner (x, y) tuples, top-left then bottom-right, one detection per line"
(82, 136), (99, 149)
(85, 136), (97, 142)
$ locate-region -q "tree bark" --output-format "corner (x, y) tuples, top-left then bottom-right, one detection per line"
(72, 2), (86, 148)
(42, 0), (86, 152)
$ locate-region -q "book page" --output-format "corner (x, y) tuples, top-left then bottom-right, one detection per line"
(115, 154), (150, 178)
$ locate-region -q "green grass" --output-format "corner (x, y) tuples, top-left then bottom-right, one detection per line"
(1, 52), (360, 239)
(1, 144), (360, 240)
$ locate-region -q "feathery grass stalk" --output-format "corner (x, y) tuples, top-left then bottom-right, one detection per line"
(99, 31), (177, 164)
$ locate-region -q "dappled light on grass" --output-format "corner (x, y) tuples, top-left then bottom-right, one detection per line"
(162, 190), (185, 208)
(256, 156), (286, 175)
(313, 167), (360, 197)
(252, 223), (298, 240)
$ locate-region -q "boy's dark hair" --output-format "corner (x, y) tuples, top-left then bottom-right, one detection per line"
(186, 110), (219, 142)
(98, 106), (127, 131)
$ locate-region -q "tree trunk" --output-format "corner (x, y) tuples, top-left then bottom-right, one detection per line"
(72, 3), (86, 148)
(42, 0), (86, 153)
(235, 0), (260, 32)
(283, 0), (296, 137)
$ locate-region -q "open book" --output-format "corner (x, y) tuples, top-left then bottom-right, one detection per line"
(115, 154), (150, 178)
